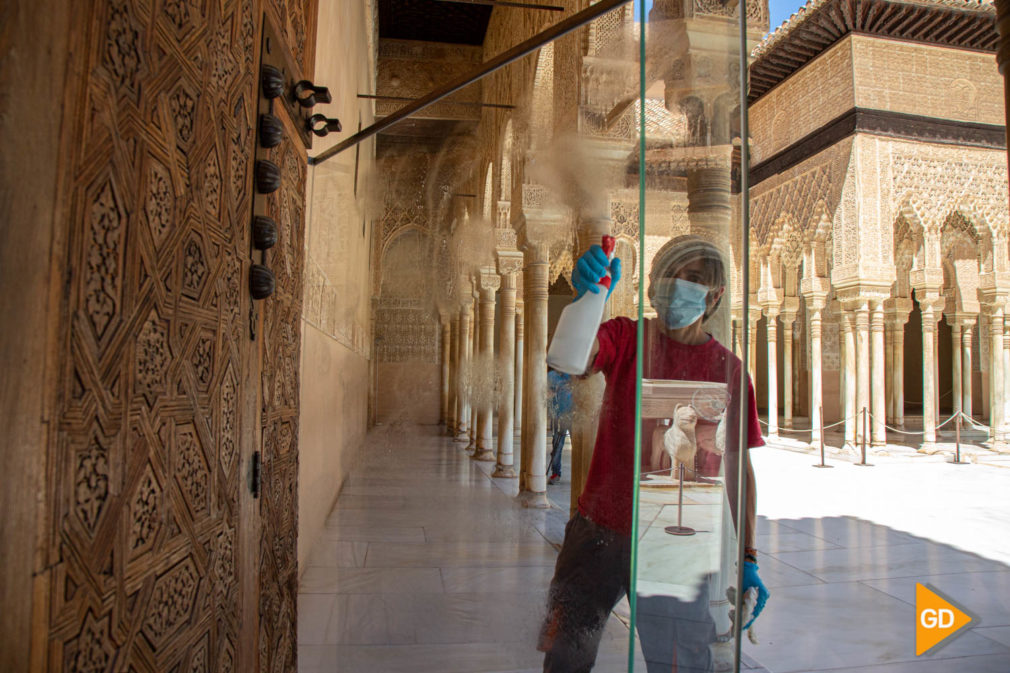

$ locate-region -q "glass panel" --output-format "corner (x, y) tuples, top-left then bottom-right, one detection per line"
(624, 1), (756, 672)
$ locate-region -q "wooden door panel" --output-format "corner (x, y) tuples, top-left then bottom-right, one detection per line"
(42, 0), (314, 671)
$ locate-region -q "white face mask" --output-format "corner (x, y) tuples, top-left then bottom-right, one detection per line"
(652, 278), (710, 329)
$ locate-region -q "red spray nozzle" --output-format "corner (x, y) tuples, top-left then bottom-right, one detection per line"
(599, 235), (616, 290)
(601, 235), (616, 257)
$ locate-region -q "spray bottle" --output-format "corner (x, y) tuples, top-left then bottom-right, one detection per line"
(547, 235), (616, 375)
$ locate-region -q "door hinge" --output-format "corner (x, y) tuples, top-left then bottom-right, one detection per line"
(251, 451), (262, 498)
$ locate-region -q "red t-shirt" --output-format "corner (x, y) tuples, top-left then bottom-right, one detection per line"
(577, 317), (765, 536)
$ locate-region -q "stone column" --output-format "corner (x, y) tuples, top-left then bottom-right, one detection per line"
(455, 307), (471, 441)
(920, 299), (943, 448)
(885, 299), (912, 428)
(780, 299), (798, 430)
(801, 279), (829, 446)
(870, 299), (887, 447)
(990, 307), (1005, 443)
(447, 315), (458, 434)
(441, 316), (452, 430)
(514, 300), (524, 439)
(474, 269), (500, 461)
(951, 318), (963, 419)
(747, 305), (760, 383)
(962, 319), (975, 418)
(494, 257), (522, 477)
(764, 308), (780, 438)
(841, 311), (857, 447)
(468, 286), (479, 451)
(519, 241), (550, 507)
(854, 300), (871, 447)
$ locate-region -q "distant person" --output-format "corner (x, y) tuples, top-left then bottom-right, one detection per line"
(547, 369), (574, 485)
(539, 235), (769, 672)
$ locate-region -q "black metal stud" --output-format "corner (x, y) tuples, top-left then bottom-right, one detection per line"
(252, 215), (278, 250)
(308, 114), (342, 137)
(258, 113), (284, 148)
(249, 264), (275, 300)
(293, 80), (332, 108)
(260, 64), (284, 99)
(255, 160), (280, 194)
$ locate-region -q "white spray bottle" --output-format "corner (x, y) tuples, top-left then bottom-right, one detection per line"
(547, 235), (616, 375)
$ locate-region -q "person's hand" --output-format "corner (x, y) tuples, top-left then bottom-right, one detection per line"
(742, 560), (769, 629)
(572, 245), (621, 299)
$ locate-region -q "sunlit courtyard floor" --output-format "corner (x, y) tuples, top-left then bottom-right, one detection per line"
(298, 423), (1010, 672)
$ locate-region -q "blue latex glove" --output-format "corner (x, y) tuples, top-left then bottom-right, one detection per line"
(742, 560), (769, 629)
(572, 245), (621, 299)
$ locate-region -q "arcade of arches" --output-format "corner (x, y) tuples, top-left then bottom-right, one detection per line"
(3, 0), (1010, 670)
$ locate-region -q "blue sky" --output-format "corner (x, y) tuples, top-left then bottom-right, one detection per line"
(632, 0), (808, 33)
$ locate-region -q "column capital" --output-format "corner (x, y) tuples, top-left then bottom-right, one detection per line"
(909, 268), (944, 295)
(946, 311), (978, 329)
(979, 271), (1010, 307)
(479, 266), (501, 293)
(800, 276), (831, 307)
(496, 249), (524, 276)
(779, 296), (800, 324)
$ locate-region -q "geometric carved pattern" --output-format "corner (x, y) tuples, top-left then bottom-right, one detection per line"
(74, 436), (111, 537)
(43, 0), (316, 670)
(141, 557), (200, 647)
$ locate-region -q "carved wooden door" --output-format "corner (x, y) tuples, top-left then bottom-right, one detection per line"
(41, 1), (314, 671)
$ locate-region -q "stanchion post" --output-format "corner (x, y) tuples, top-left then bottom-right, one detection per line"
(813, 404), (833, 468)
(855, 407), (873, 466)
(952, 412), (970, 465)
(665, 464), (696, 535)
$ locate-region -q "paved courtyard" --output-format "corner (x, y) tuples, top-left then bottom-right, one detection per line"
(298, 424), (1010, 672)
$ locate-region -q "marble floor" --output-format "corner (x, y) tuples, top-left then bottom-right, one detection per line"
(297, 424), (1010, 672)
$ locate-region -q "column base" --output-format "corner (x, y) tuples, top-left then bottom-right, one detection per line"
(917, 442), (940, 454)
(492, 464), (517, 478)
(472, 449), (496, 462)
(517, 490), (550, 509)
(453, 432), (468, 443)
(466, 438), (476, 451)
(871, 440), (886, 448)
(783, 419), (794, 429)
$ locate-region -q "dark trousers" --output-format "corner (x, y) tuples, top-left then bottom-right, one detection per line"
(548, 427), (567, 477)
(540, 514), (716, 673)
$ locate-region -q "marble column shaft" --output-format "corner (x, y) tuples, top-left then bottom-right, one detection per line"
(475, 284), (497, 461)
(893, 322), (906, 427)
(441, 320), (451, 428)
(808, 307), (824, 446)
(456, 309), (471, 439)
(962, 322), (974, 418)
(922, 304), (940, 446)
(520, 248), (549, 503)
(494, 274), (517, 477)
(765, 311), (779, 438)
(952, 321), (963, 417)
(782, 316), (795, 429)
(870, 301), (886, 447)
(855, 302), (871, 446)
(992, 310), (1004, 442)
(515, 302), (524, 439)
(468, 293), (478, 450)
(448, 315), (458, 433)
(842, 312), (857, 446)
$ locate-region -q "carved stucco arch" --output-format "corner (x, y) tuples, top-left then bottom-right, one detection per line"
(530, 43), (554, 150)
(500, 118), (514, 204)
(483, 161), (494, 222)
(377, 225), (435, 302)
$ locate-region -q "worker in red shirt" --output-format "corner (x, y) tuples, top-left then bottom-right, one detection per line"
(539, 235), (769, 672)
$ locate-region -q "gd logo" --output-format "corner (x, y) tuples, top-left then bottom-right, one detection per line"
(915, 583), (973, 656)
